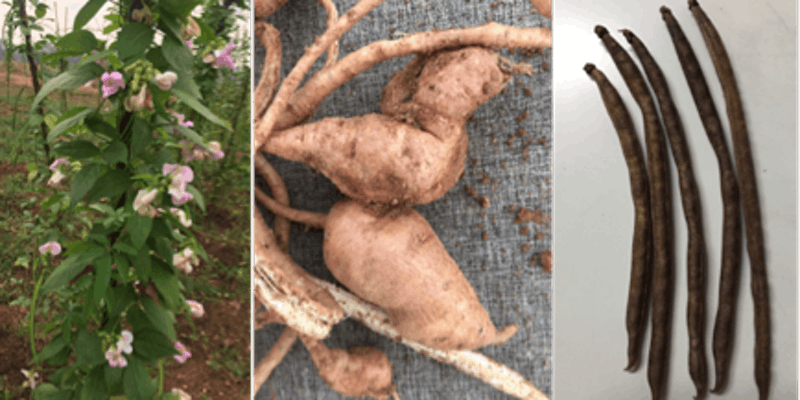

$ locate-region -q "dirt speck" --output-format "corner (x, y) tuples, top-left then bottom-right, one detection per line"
(541, 250), (552, 273)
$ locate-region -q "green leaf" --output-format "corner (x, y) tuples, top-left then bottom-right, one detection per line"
(80, 366), (106, 400)
(117, 22), (154, 61)
(196, 19), (215, 43)
(133, 329), (178, 361)
(57, 30), (98, 54)
(113, 253), (131, 284)
(93, 254), (113, 305)
(113, 241), (138, 255)
(159, 0), (203, 18)
(156, 10), (182, 41)
(123, 356), (155, 400)
(31, 63), (104, 111)
(151, 259), (180, 309)
(173, 89), (230, 130)
(35, 3), (48, 19)
(104, 364), (124, 395)
(40, 246), (105, 295)
(101, 141), (128, 165)
(86, 169), (131, 204)
(75, 328), (105, 366)
(130, 117), (152, 158)
(53, 140), (100, 159)
(153, 236), (174, 263)
(126, 213), (153, 249)
(110, 284), (135, 317)
(48, 107), (96, 142)
(31, 334), (68, 364)
(41, 193), (66, 211)
(69, 163), (103, 208)
(172, 125), (205, 148)
(33, 384), (60, 400)
(86, 115), (119, 140)
(74, 0), (107, 31)
(141, 297), (176, 340)
(185, 184), (204, 212)
(161, 34), (193, 72)
(136, 249), (152, 281)
(145, 47), (169, 71)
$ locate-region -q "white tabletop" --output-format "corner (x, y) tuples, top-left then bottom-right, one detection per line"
(553, 0), (797, 399)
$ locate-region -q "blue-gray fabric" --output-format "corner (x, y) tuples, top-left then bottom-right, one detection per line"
(254, 0), (552, 398)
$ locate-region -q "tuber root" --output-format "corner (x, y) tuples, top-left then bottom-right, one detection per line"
(323, 198), (518, 350)
(301, 335), (397, 399)
(253, 213), (345, 339)
(264, 47), (513, 206)
(254, 0), (289, 19)
(264, 114), (468, 205)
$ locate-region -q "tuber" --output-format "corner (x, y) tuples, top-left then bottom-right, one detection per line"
(301, 335), (397, 399)
(322, 198), (518, 350)
(264, 47), (512, 205)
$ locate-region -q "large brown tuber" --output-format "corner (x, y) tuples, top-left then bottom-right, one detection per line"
(323, 198), (518, 350)
(264, 47), (512, 205)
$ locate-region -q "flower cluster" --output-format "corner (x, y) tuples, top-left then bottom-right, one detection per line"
(105, 330), (134, 368)
(186, 300), (204, 318)
(181, 140), (225, 162)
(48, 157), (70, 187)
(163, 164), (195, 205)
(173, 341), (191, 363)
(173, 247), (199, 273)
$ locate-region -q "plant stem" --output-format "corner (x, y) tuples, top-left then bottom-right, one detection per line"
(220, 77), (248, 171)
(29, 271), (43, 365)
(158, 359), (165, 396)
(16, 0), (50, 164)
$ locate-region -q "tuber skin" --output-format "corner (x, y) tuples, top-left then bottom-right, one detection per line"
(264, 47), (511, 206)
(301, 336), (397, 399)
(323, 198), (518, 350)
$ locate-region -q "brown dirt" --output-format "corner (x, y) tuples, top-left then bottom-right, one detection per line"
(0, 162), (26, 177)
(513, 206), (551, 226)
(541, 250), (552, 273)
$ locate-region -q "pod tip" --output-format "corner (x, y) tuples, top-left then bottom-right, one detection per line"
(620, 29), (635, 43)
(660, 6), (672, 16)
(583, 63), (596, 75)
(594, 25), (609, 38)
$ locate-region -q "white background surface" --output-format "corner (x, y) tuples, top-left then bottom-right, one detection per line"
(553, 0), (796, 399)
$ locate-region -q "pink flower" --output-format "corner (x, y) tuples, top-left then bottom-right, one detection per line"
(171, 112), (194, 128)
(214, 42), (236, 71)
(173, 247), (198, 273)
(38, 241), (61, 256)
(117, 330), (134, 355)
(101, 71), (125, 98)
(186, 300), (204, 318)
(170, 207), (192, 227)
(47, 170), (67, 187)
(208, 141), (225, 160)
(173, 342), (191, 363)
(49, 157), (69, 171)
(186, 40), (194, 51)
(105, 345), (127, 368)
(155, 71), (178, 91)
(133, 188), (159, 216)
(162, 164), (194, 188)
(124, 85), (149, 111)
